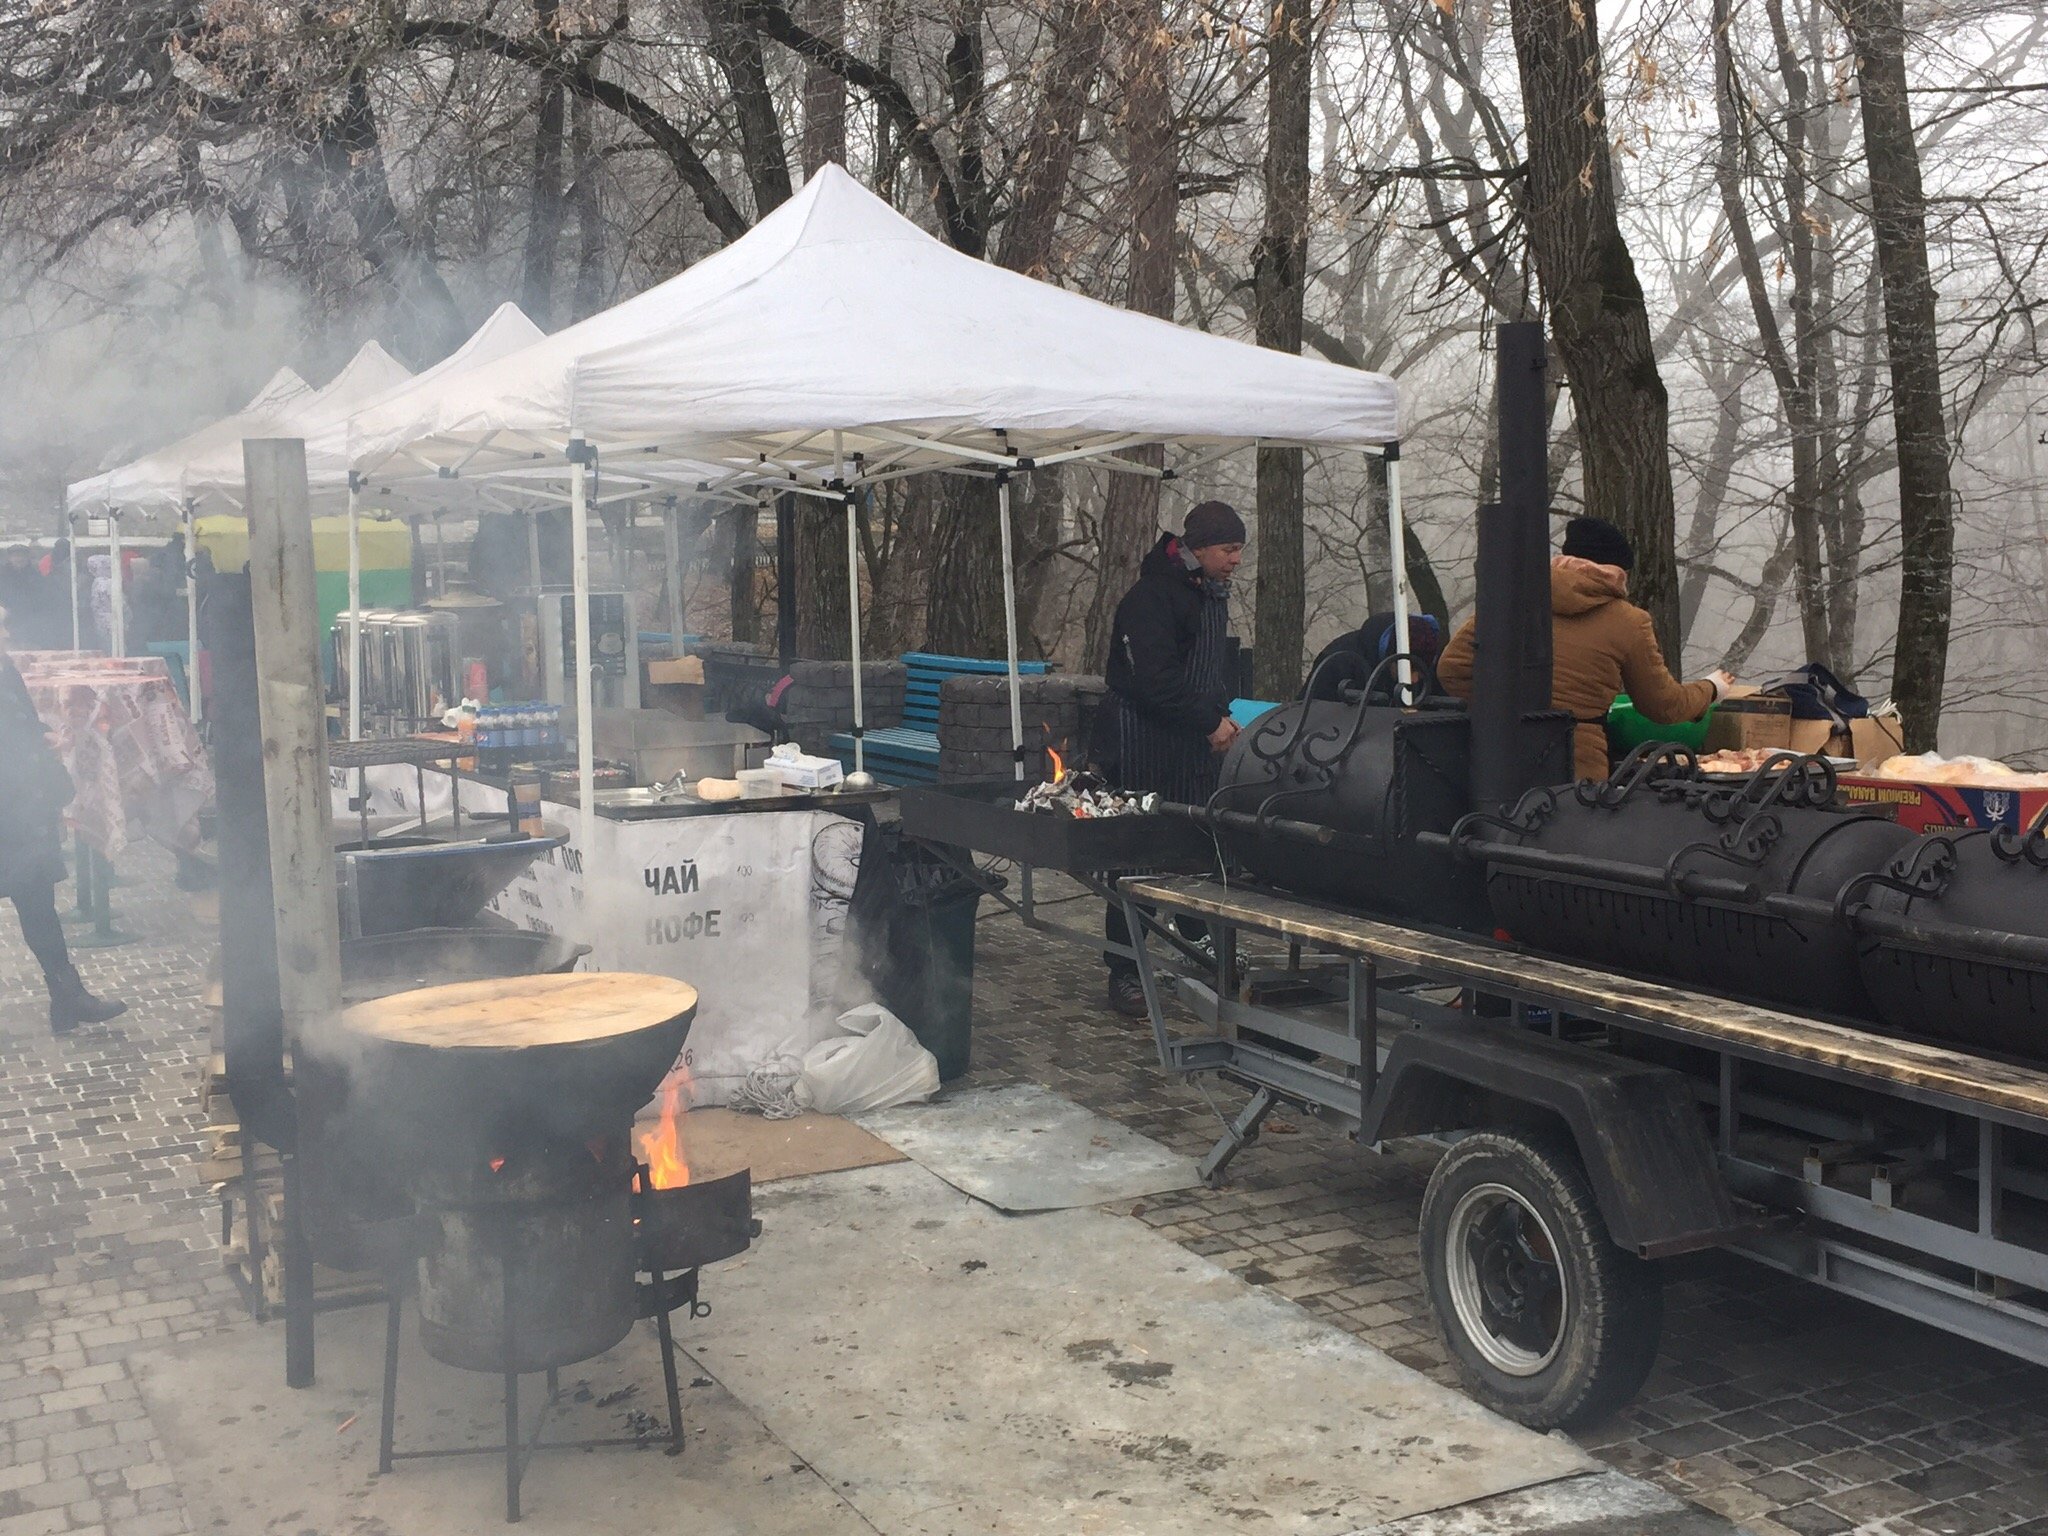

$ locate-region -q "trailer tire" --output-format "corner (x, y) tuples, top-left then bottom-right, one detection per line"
(1419, 1130), (1661, 1429)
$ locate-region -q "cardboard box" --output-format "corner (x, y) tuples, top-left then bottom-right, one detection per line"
(1702, 692), (1903, 763)
(646, 656), (706, 685)
(1838, 776), (2048, 834)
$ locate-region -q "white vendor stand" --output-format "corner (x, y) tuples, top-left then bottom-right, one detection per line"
(332, 765), (872, 1105)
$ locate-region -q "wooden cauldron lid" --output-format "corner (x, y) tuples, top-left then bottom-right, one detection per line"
(335, 973), (698, 1051)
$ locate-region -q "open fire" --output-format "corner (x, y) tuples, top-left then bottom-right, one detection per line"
(1014, 735), (1155, 819)
(637, 1074), (691, 1189)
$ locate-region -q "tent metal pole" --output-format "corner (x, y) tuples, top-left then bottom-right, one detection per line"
(838, 433), (863, 775)
(997, 476), (1025, 780)
(184, 501), (202, 724)
(68, 516), (80, 650)
(109, 509), (126, 657)
(569, 449), (596, 862)
(527, 508), (542, 593)
(347, 481), (363, 741)
(1384, 443), (1414, 703)
(662, 498), (684, 652)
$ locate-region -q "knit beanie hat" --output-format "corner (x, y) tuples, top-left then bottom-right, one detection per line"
(1183, 501), (1248, 549)
(1560, 515), (1634, 572)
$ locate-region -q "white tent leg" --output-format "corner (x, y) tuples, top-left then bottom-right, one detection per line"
(184, 503), (201, 724)
(845, 495), (865, 775)
(109, 510), (125, 658)
(347, 483), (363, 740)
(570, 453), (596, 860)
(997, 477), (1025, 780)
(1384, 446), (1414, 703)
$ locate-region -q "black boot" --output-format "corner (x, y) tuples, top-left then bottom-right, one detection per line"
(1106, 971), (1149, 1020)
(48, 972), (127, 1034)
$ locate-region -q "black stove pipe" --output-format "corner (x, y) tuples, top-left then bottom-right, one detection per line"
(1469, 321), (1557, 813)
(200, 570), (296, 1154)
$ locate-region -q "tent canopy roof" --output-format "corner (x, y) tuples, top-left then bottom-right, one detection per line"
(67, 365), (312, 517)
(350, 164), (1400, 495)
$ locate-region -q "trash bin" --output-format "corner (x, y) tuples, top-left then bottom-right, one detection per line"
(863, 844), (992, 1082)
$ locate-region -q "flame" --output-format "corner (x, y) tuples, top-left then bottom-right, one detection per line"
(1048, 742), (1067, 784)
(637, 1072), (691, 1190)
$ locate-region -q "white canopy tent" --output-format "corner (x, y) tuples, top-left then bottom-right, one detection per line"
(61, 345), (407, 694)
(296, 304), (546, 738)
(62, 367), (314, 674)
(338, 163), (1405, 851)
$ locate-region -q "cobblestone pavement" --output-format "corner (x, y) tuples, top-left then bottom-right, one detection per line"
(3, 850), (2046, 1536)
(968, 878), (2048, 1536)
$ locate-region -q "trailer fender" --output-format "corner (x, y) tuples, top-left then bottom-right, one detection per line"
(1361, 1021), (1747, 1258)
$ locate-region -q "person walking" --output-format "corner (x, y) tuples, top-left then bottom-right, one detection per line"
(1436, 516), (1730, 781)
(1094, 501), (1246, 1017)
(0, 606), (127, 1033)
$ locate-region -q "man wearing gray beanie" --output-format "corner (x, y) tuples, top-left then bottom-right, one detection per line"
(1092, 502), (1246, 1017)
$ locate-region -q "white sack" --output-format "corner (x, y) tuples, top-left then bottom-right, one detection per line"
(794, 1003), (939, 1115)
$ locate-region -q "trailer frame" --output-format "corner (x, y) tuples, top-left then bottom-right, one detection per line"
(1120, 875), (2048, 1393)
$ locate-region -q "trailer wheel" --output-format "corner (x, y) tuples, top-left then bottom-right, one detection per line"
(1419, 1131), (1662, 1429)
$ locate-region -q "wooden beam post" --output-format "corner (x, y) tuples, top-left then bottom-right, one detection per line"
(243, 437), (340, 1390)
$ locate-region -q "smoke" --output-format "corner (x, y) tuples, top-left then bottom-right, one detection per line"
(0, 220), (324, 534)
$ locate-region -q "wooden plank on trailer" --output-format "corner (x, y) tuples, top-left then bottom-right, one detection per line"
(1123, 875), (2048, 1125)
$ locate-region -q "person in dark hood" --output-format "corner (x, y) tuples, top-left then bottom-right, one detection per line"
(0, 605), (127, 1033)
(1304, 612), (1444, 703)
(1094, 500), (1246, 1017)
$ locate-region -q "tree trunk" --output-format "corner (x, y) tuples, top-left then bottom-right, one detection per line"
(324, 74), (468, 363)
(921, 0), (1107, 656)
(569, 87), (606, 320)
(1836, 0), (1954, 749)
(1505, 0), (1682, 658)
(1252, 0), (1311, 700)
(800, 0), (847, 174)
(1084, 0), (1178, 671)
(724, 503), (762, 644)
(520, 0), (566, 326)
(708, 0), (795, 219)
(795, 498), (854, 658)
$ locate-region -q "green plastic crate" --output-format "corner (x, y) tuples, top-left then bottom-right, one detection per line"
(1607, 692), (1713, 753)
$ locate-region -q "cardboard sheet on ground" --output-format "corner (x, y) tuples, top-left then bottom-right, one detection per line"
(131, 1308), (871, 1535)
(694, 1162), (1593, 1534)
(857, 1082), (1199, 1211)
(634, 1106), (905, 1184)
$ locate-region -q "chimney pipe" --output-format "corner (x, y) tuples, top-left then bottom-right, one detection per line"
(1469, 322), (1556, 811)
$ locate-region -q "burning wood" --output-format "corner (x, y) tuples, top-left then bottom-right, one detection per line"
(637, 1074), (691, 1189)
(1014, 744), (1158, 818)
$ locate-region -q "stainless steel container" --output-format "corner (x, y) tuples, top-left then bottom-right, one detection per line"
(361, 610), (401, 720)
(389, 612), (457, 724)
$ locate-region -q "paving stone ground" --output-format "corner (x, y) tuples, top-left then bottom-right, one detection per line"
(967, 875), (2048, 1536)
(2, 848), (2046, 1536)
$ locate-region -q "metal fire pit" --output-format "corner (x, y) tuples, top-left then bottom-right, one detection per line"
(314, 974), (759, 1521)
(339, 927), (589, 1006)
(899, 778), (1216, 875)
(333, 828), (566, 937)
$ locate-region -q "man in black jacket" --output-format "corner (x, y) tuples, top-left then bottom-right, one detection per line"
(1094, 501), (1245, 1016)
(0, 606), (127, 1034)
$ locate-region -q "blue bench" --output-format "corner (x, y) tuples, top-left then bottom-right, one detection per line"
(834, 652), (1050, 784)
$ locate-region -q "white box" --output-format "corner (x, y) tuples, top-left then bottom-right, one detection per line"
(766, 751), (845, 790)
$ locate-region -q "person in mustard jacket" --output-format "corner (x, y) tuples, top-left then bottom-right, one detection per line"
(1437, 517), (1730, 782)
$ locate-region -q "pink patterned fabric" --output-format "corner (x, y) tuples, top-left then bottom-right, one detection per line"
(16, 655), (213, 858)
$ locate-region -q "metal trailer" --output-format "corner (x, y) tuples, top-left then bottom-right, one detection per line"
(1120, 874), (2048, 1430)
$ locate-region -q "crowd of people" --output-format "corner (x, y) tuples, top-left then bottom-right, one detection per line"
(0, 536), (190, 654)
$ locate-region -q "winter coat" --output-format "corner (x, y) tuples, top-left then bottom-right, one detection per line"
(1437, 557), (1714, 781)
(0, 661), (72, 895)
(1097, 534), (1233, 803)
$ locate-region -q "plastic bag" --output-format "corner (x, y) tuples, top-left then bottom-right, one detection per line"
(793, 1003), (939, 1115)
